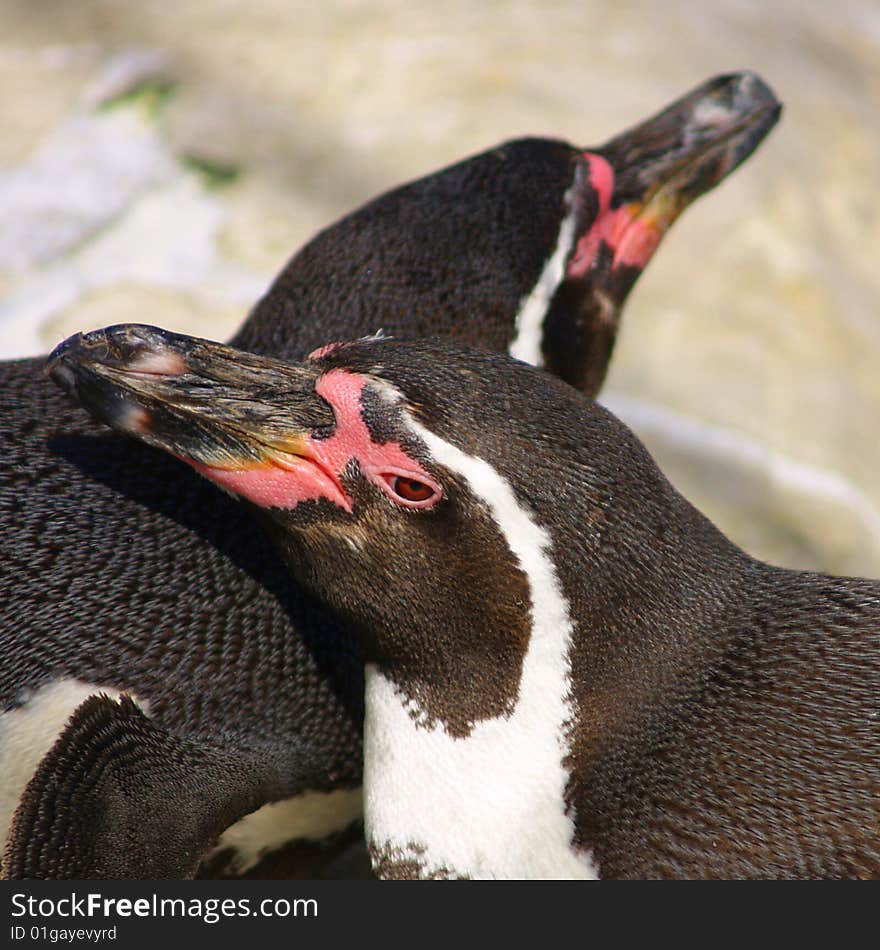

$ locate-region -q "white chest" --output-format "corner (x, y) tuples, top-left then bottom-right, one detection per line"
(363, 666), (597, 880)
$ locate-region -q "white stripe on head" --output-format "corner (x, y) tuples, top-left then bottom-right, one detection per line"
(507, 189), (579, 367)
(0, 678), (148, 862)
(363, 416), (598, 879)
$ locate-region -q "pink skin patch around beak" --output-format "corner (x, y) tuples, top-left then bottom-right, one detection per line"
(188, 453), (353, 511)
(567, 152), (663, 279)
(187, 369), (440, 512)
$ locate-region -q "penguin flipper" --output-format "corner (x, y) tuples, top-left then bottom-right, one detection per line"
(4, 694), (276, 879)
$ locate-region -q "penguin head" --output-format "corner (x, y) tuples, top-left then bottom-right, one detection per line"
(236, 72), (780, 397)
(48, 324), (694, 737)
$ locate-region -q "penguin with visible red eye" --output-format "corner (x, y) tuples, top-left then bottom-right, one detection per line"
(7, 73), (780, 879)
(50, 326), (880, 880)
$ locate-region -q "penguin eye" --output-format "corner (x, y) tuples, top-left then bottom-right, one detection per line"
(392, 477), (434, 502)
(378, 472), (442, 508)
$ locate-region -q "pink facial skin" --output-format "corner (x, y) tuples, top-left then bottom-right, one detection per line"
(189, 369), (442, 513)
(189, 452), (352, 511)
(567, 152), (663, 279)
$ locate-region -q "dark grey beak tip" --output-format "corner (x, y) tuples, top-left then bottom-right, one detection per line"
(675, 70), (782, 144)
(721, 70), (783, 165)
(597, 69), (782, 207)
(46, 331), (79, 368)
(44, 357), (77, 396)
(715, 71), (783, 143)
(45, 324), (191, 385)
(45, 333), (87, 394)
(715, 70), (781, 114)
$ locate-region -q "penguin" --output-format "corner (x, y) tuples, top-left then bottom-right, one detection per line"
(50, 325), (880, 880)
(2, 72), (780, 879)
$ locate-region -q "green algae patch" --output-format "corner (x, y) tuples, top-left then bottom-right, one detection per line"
(100, 79), (177, 120)
(181, 154), (243, 189)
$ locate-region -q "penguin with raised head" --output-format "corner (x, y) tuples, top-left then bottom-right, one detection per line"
(5, 73), (780, 879)
(51, 326), (880, 880)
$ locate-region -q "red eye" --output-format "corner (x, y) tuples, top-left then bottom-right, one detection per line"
(390, 476), (436, 503)
(374, 468), (441, 508)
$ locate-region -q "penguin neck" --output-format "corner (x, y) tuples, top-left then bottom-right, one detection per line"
(361, 420), (598, 880)
(360, 430), (759, 879)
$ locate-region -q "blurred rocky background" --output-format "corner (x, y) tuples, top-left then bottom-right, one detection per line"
(2, 1), (879, 576)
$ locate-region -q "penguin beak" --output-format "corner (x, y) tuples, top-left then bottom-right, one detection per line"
(45, 324), (334, 469)
(597, 71), (781, 261)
